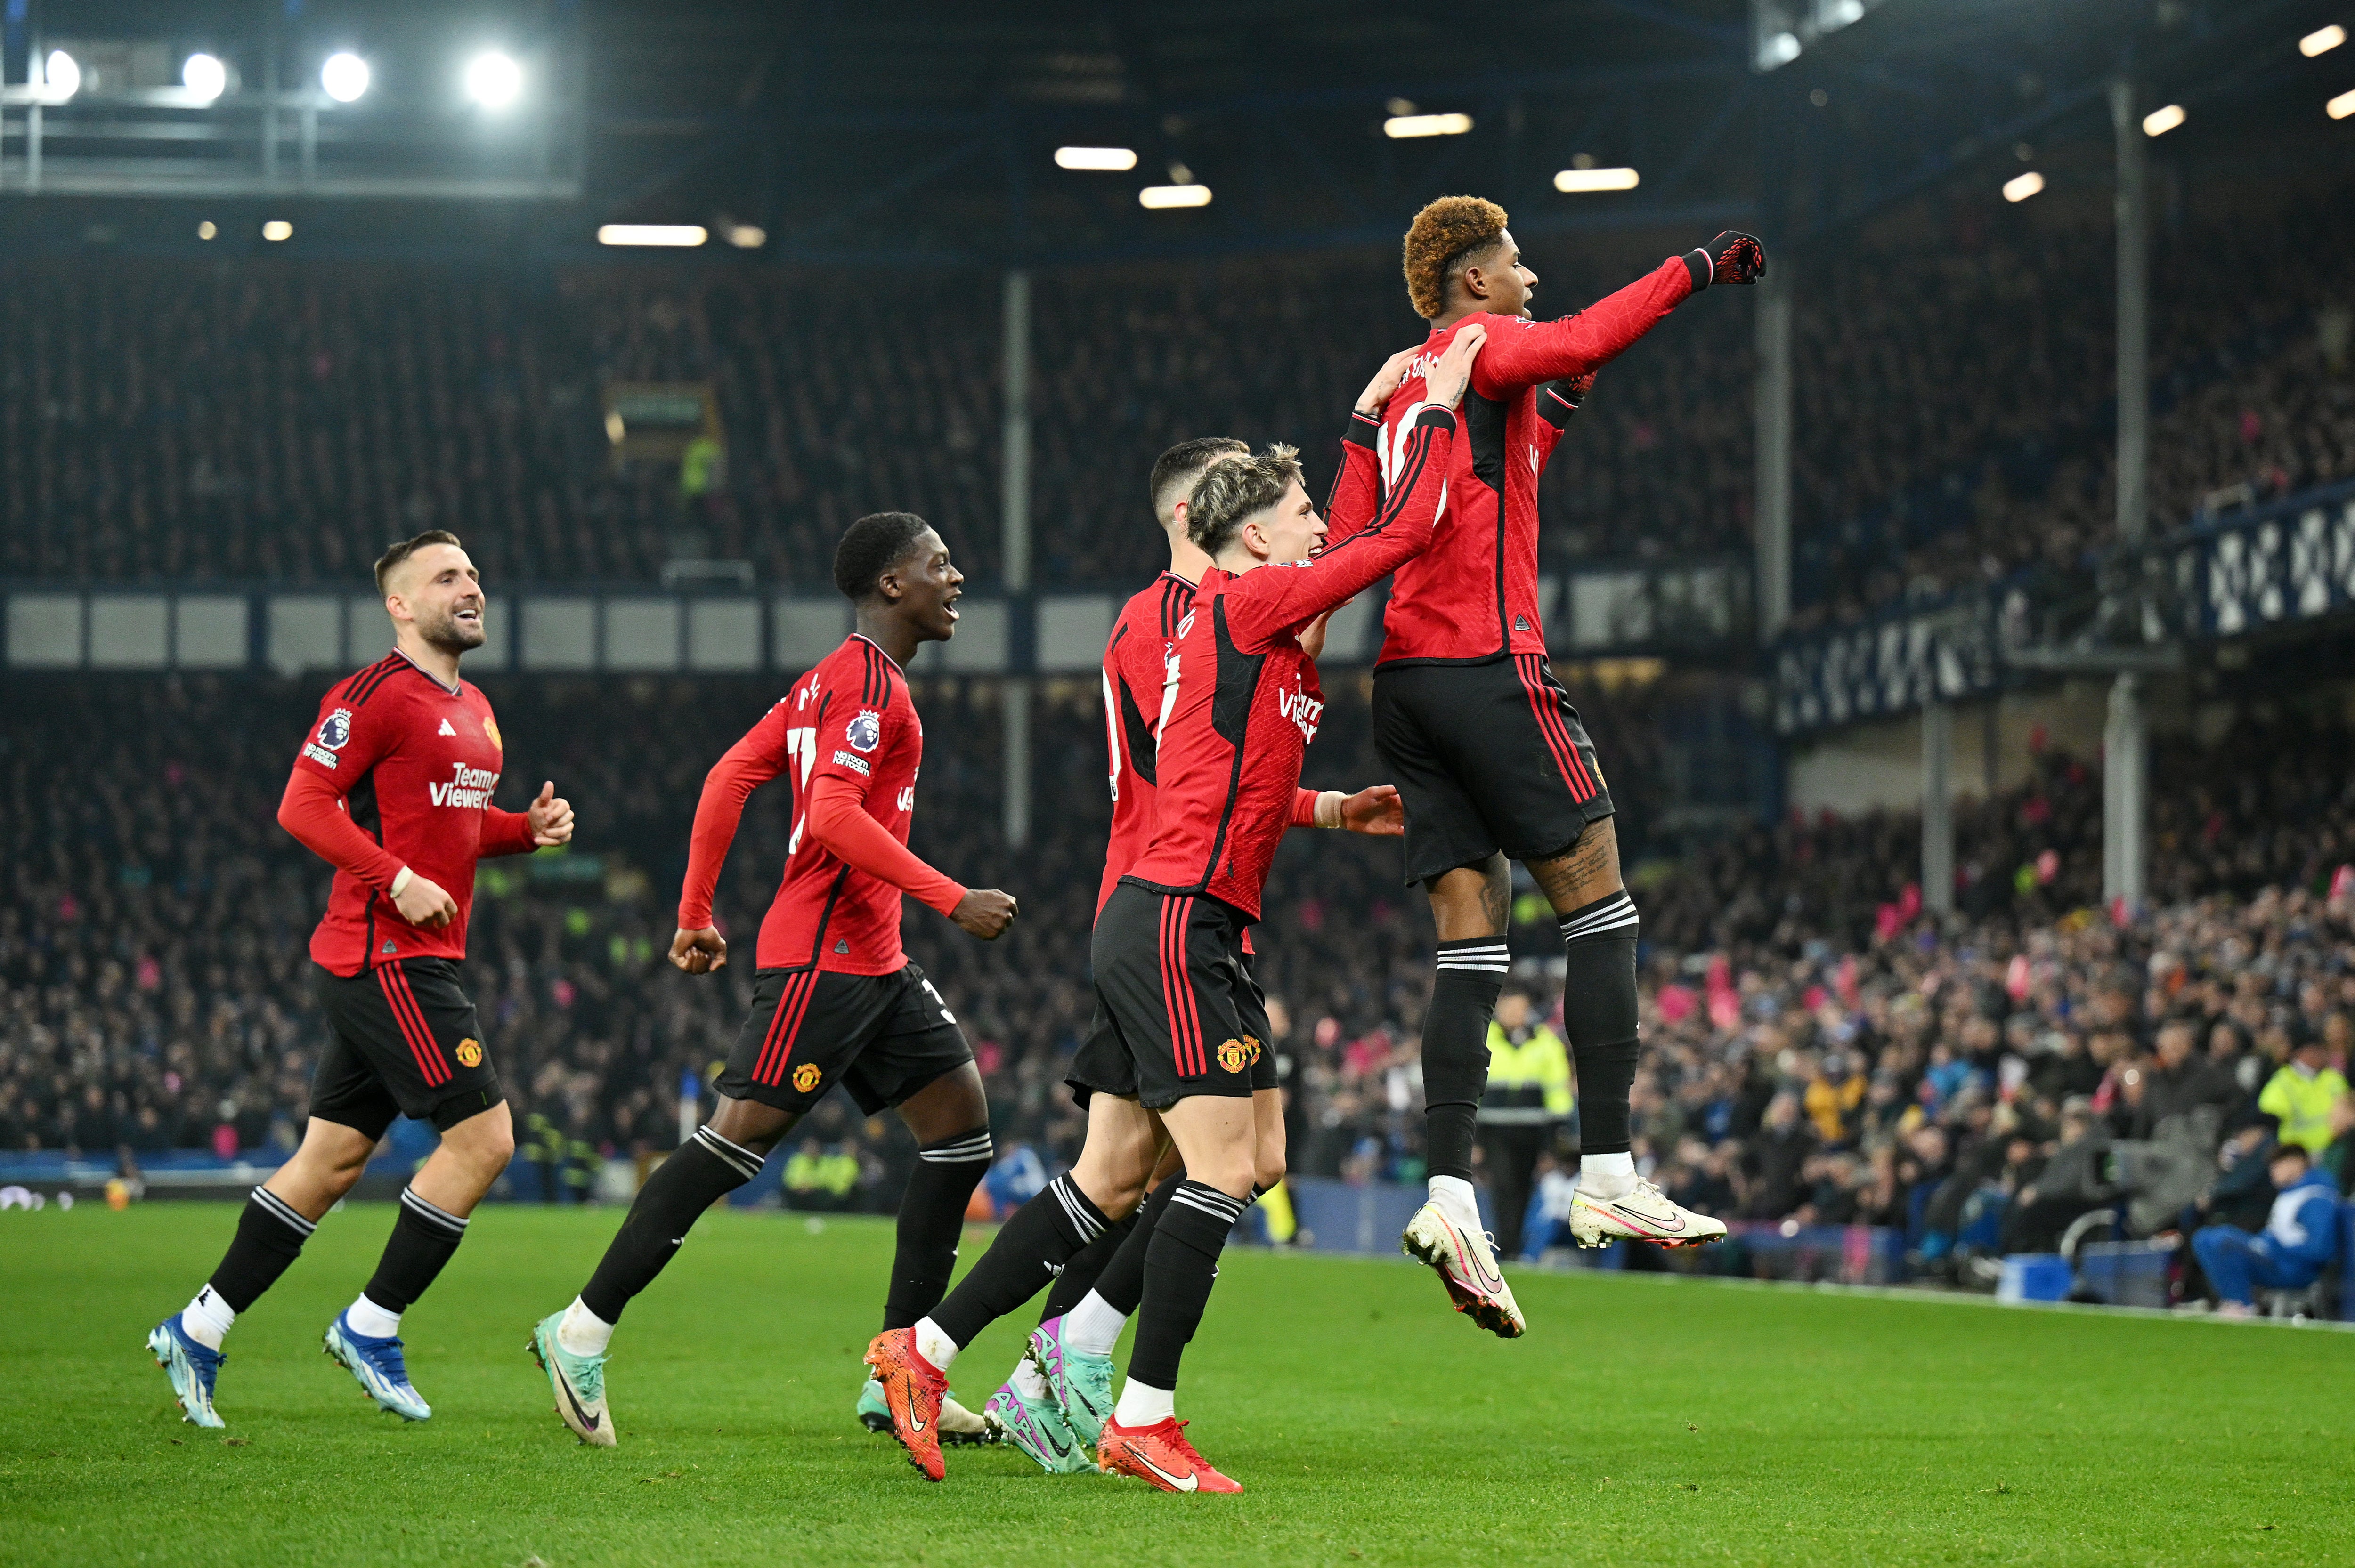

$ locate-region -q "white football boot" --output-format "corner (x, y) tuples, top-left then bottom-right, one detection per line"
(1400, 1203), (1527, 1338)
(1569, 1178), (1728, 1248)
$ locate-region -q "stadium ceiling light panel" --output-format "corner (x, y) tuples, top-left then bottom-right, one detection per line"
(598, 225), (708, 246)
(182, 54), (227, 104)
(1554, 166), (1640, 193)
(1383, 112), (1471, 139)
(1055, 146), (1137, 170)
(2301, 24), (2345, 57)
(1138, 183), (1211, 209)
(2142, 104), (2185, 137)
(2002, 170), (2044, 202)
(43, 50), (81, 99)
(1750, 0), (1889, 71)
(321, 52), (370, 103)
(2331, 88), (2355, 120)
(466, 51), (523, 109)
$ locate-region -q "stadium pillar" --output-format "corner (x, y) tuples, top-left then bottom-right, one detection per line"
(1753, 260), (1793, 641)
(1001, 268), (1034, 847)
(1921, 699), (1954, 917)
(2105, 77), (2150, 913)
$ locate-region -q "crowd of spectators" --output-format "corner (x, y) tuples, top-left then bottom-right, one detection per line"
(4, 668), (2351, 1305)
(6, 178), (2347, 621)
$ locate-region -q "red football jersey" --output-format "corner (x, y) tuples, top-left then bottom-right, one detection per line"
(1098, 572), (1195, 917)
(1367, 256), (1695, 666)
(711, 634), (929, 975)
(1126, 407), (1457, 919)
(291, 650), (537, 974)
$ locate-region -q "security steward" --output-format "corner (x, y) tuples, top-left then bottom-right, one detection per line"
(1479, 986), (1573, 1258)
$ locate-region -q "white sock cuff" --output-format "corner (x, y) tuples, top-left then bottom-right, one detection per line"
(1113, 1376), (1176, 1428)
(398, 1186), (468, 1237)
(250, 1185), (317, 1237)
(693, 1124), (767, 1182)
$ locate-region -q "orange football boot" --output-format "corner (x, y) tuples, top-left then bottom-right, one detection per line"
(863, 1328), (947, 1481)
(1097, 1416), (1242, 1494)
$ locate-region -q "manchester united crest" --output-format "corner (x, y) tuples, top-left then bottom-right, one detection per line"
(454, 1038), (484, 1068)
(793, 1062), (823, 1093)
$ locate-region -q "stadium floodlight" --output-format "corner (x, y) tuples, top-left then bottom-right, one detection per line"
(1384, 112), (1473, 139)
(262, 220), (293, 242)
(2003, 170), (2044, 203)
(465, 51), (523, 109)
(2301, 24), (2346, 57)
(1055, 146), (1138, 170)
(183, 54), (227, 104)
(44, 50), (81, 99)
(2143, 104), (2185, 137)
(197, 221), (217, 240)
(1139, 184), (1212, 209)
(598, 225), (708, 247)
(724, 224), (766, 248)
(1757, 31), (1802, 70)
(1554, 166), (1640, 193)
(2331, 88), (2355, 120)
(322, 53), (370, 103)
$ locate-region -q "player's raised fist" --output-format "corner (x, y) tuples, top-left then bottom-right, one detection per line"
(393, 872), (459, 929)
(1338, 784), (1406, 838)
(1425, 323), (1487, 410)
(527, 780), (575, 846)
(1353, 346), (1423, 416)
(669, 925), (728, 975)
(1696, 230), (1766, 286)
(952, 889), (1018, 940)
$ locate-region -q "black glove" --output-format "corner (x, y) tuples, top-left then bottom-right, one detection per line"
(1558, 371), (1597, 408)
(1683, 231), (1767, 290)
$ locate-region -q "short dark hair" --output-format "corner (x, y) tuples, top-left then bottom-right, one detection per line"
(833, 511), (935, 602)
(1150, 437), (1250, 522)
(1186, 443), (1301, 556)
(374, 529), (464, 594)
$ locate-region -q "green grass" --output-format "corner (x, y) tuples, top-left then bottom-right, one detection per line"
(2, 1203), (2349, 1566)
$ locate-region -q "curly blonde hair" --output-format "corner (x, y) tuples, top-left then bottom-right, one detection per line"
(1402, 195), (1508, 320)
(1186, 443), (1302, 556)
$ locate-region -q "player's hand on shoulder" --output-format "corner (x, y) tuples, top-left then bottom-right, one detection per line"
(953, 889), (1018, 941)
(527, 780), (575, 846)
(1425, 325), (1486, 410)
(393, 872), (459, 929)
(1298, 606), (1338, 662)
(1339, 784), (1405, 837)
(1353, 346), (1422, 416)
(670, 926), (728, 975)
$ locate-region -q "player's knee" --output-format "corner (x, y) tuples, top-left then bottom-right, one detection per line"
(1253, 1150), (1287, 1195)
(441, 1102), (516, 1172)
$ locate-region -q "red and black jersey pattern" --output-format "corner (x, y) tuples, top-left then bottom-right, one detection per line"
(1369, 255), (1695, 668)
(1098, 572), (1196, 917)
(1514, 653), (1603, 802)
(377, 962), (456, 1088)
(1125, 407), (1457, 920)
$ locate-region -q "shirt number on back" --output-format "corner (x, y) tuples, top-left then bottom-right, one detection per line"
(785, 727), (819, 852)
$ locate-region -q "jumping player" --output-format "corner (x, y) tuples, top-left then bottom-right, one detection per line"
(1363, 199), (1763, 1331)
(863, 326), (1482, 1493)
(527, 512), (1016, 1449)
(146, 529), (574, 1428)
(983, 425), (1408, 1474)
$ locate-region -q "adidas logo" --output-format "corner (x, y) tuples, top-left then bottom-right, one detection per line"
(835, 939), (850, 954)
(438, 718), (457, 736)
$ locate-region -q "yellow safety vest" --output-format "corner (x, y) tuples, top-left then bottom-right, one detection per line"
(2260, 1066), (2350, 1156)
(1480, 1023), (1573, 1124)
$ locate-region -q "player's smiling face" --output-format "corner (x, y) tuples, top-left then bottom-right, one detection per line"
(390, 543), (487, 653)
(892, 528), (964, 641)
(1247, 478), (1327, 566)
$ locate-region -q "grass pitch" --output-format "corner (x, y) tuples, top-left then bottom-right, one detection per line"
(2, 1203), (2348, 1566)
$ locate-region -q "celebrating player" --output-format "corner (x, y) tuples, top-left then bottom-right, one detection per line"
(1353, 199), (1764, 1333)
(146, 529), (573, 1428)
(527, 512), (1016, 1449)
(864, 327), (1482, 1493)
(982, 428), (1408, 1474)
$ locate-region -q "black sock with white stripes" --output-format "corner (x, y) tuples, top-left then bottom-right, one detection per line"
(203, 1186), (317, 1313)
(883, 1126), (993, 1332)
(926, 1173), (1108, 1349)
(580, 1125), (763, 1323)
(1424, 936), (1510, 1181)
(1559, 891), (1642, 1155)
(1040, 1205), (1141, 1323)
(361, 1187), (470, 1316)
(1082, 1171), (1182, 1318)
(1127, 1180), (1244, 1391)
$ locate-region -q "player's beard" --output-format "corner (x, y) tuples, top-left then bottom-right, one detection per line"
(418, 602), (487, 654)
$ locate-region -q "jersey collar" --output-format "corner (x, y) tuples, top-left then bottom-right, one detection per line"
(850, 632), (904, 673)
(391, 646), (462, 696)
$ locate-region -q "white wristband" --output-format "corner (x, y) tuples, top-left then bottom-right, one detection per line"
(1315, 790), (1346, 830)
(390, 866), (414, 898)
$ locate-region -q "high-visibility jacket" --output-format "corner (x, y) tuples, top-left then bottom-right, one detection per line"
(2260, 1065), (2350, 1156)
(1479, 1022), (1573, 1125)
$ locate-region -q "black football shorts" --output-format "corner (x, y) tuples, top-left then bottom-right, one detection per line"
(1070, 883), (1271, 1112)
(1372, 652), (1616, 886)
(715, 962), (973, 1116)
(310, 958), (505, 1138)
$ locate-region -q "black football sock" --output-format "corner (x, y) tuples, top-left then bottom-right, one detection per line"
(1559, 892), (1642, 1155)
(882, 1127), (993, 1332)
(1126, 1181), (1244, 1391)
(1089, 1171), (1182, 1318)
(359, 1187), (470, 1317)
(926, 1173), (1107, 1349)
(579, 1126), (763, 1323)
(202, 1186), (317, 1313)
(1423, 937), (1509, 1180)
(1040, 1205), (1140, 1324)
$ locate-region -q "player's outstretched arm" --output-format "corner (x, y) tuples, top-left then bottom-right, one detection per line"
(1471, 232), (1764, 396)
